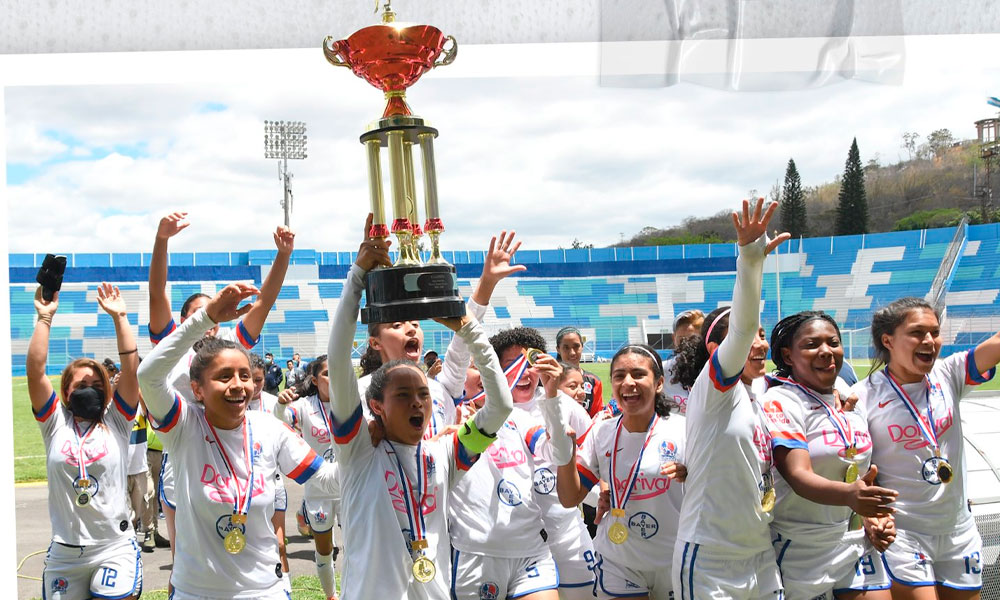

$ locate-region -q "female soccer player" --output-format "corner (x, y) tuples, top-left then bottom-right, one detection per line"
(328, 215), (513, 599)
(854, 297), (1000, 600)
(549, 343), (685, 600)
(556, 326), (604, 417)
(275, 356), (342, 600)
(663, 309), (705, 413)
(668, 198), (790, 600)
(137, 283), (340, 599)
(28, 283), (143, 600)
(763, 311), (898, 599)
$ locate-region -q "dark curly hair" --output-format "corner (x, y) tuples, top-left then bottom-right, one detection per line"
(611, 344), (671, 417)
(769, 311), (841, 379)
(671, 306), (731, 389)
(294, 354), (328, 398)
(869, 297), (940, 378)
(365, 359), (423, 423)
(189, 337), (250, 384)
(489, 327), (547, 364)
(249, 352), (265, 372)
(181, 293), (211, 320)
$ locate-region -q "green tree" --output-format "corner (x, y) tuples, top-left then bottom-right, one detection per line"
(780, 158), (807, 237)
(836, 138), (869, 235)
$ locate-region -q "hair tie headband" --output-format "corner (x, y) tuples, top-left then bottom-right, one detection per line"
(704, 308), (732, 347)
(622, 345), (661, 371)
(556, 326), (581, 342)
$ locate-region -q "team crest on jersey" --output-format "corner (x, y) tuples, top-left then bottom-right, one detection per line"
(315, 509), (328, 523)
(628, 512), (659, 539)
(480, 582), (500, 600)
(583, 381), (593, 393)
(659, 441), (677, 463)
(533, 468), (556, 495)
(497, 479), (523, 506)
(252, 441), (263, 464)
(215, 513), (247, 539)
(424, 453), (437, 477)
(51, 577), (69, 593)
(502, 420), (518, 431)
(913, 552), (930, 568)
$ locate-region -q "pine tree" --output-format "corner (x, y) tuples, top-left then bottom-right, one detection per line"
(780, 158), (807, 237)
(836, 138), (869, 235)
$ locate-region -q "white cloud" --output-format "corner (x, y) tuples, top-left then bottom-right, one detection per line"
(5, 122), (67, 165)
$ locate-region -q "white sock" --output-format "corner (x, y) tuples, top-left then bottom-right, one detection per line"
(315, 549), (336, 598)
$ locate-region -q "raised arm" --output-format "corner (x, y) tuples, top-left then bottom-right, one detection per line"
(328, 215), (392, 424)
(715, 199), (790, 378)
(97, 283), (140, 411)
(148, 212), (189, 337)
(138, 283), (259, 421)
(26, 287), (58, 412)
(240, 226), (294, 340)
(437, 230), (527, 398)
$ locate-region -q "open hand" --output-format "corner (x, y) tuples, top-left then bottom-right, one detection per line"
(533, 353), (564, 399)
(274, 226), (296, 255)
(157, 212), (190, 240)
(847, 464), (898, 517)
(731, 198), (790, 254)
(206, 283), (260, 323)
(482, 231), (527, 285)
(96, 283), (127, 317)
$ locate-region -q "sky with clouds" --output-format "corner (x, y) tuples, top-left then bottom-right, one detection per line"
(4, 37), (1000, 256)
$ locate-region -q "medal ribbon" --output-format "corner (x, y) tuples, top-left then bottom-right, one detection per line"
(386, 441), (428, 546)
(609, 414), (659, 511)
(770, 375), (855, 452)
(501, 353), (530, 393)
(72, 420), (98, 484)
(207, 419), (254, 518)
(883, 368), (939, 453)
(315, 396), (334, 444)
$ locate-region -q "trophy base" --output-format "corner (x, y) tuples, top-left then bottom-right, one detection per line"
(361, 264), (465, 324)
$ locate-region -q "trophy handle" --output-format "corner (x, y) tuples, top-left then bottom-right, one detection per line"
(434, 36), (458, 68)
(323, 36), (350, 68)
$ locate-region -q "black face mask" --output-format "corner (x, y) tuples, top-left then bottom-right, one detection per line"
(68, 386), (105, 420)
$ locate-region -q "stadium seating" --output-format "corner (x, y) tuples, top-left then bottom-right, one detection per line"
(9, 224), (999, 375)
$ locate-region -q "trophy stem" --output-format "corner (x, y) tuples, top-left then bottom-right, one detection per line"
(383, 90), (413, 118)
(365, 139), (389, 238)
(426, 230), (448, 265)
(418, 132), (442, 226)
(394, 229), (421, 266)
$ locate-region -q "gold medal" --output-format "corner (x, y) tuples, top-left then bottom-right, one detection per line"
(75, 492), (91, 507)
(937, 459), (954, 484)
(412, 555), (436, 583)
(608, 521), (629, 544)
(845, 462), (859, 484)
(524, 348), (544, 365)
(845, 446), (857, 460)
(224, 528), (246, 554)
(77, 478), (90, 488)
(231, 513), (247, 525)
(610, 508), (626, 519)
(761, 488), (776, 512)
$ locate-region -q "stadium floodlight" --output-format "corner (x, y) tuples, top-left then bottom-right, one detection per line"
(264, 120), (309, 227)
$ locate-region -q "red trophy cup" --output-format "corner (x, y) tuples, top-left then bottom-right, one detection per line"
(324, 1), (464, 324)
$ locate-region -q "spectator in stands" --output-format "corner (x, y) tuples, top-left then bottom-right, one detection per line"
(103, 357), (120, 381)
(555, 326), (604, 418)
(28, 282), (143, 600)
(263, 352), (283, 395)
(663, 309), (705, 414)
(285, 359), (306, 390)
(293, 352), (302, 368)
(423, 350), (442, 379)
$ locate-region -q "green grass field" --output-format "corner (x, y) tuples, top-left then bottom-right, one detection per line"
(11, 359), (1000, 482)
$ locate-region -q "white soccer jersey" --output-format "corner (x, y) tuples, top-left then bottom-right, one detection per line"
(150, 318), (259, 402)
(275, 394), (336, 499)
(677, 352), (774, 557)
(663, 357), (691, 413)
(855, 349), (995, 535)
(761, 381), (874, 545)
(334, 403), (474, 600)
(248, 391), (280, 415)
(448, 411), (548, 558)
(35, 390), (137, 546)
(576, 413), (685, 572)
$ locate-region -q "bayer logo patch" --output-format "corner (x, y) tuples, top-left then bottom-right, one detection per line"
(215, 514), (246, 540)
(533, 468), (556, 495)
(628, 511), (659, 539)
(497, 479), (523, 506)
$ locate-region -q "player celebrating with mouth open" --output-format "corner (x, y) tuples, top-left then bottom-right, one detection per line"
(138, 283), (341, 600)
(328, 215), (514, 600)
(854, 298), (1000, 600)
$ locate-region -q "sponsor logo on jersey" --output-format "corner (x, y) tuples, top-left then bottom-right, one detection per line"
(625, 579), (640, 589)
(59, 437), (109, 467)
(200, 466), (266, 503)
(533, 467), (556, 495)
(762, 400), (790, 425)
(659, 441), (677, 463)
(215, 513), (247, 539)
(628, 511), (659, 539)
(753, 424), (772, 462)
(488, 441), (527, 469)
(821, 429), (873, 456)
(480, 582), (500, 600)
(384, 470), (437, 516)
(615, 473), (671, 501)
(52, 577), (69, 593)
(887, 407), (953, 450)
(310, 424), (331, 445)
(323, 447), (334, 462)
(497, 479), (523, 506)
(878, 399), (893, 409)
(73, 474), (100, 496)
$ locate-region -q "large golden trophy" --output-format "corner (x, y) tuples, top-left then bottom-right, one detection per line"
(324, 1), (465, 324)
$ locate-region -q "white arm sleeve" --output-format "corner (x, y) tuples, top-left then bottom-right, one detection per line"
(715, 235), (766, 379)
(436, 298), (487, 399)
(137, 307), (215, 422)
(328, 264), (365, 424)
(306, 460), (340, 497)
(539, 393), (575, 466)
(463, 316), (513, 435)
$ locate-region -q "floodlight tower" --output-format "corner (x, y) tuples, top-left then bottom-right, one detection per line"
(264, 120), (308, 227)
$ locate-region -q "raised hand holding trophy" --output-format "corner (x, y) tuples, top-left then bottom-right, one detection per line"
(324, 1), (464, 324)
